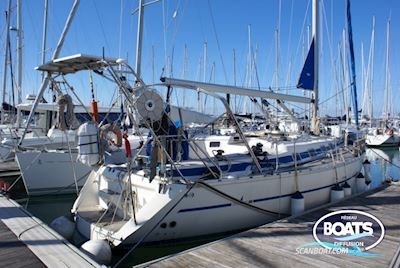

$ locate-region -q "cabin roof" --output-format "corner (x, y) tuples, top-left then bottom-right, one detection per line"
(36, 54), (119, 74)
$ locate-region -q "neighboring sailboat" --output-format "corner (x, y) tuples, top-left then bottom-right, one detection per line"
(365, 19), (399, 147)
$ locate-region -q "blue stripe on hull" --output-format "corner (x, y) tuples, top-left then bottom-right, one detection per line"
(178, 203), (231, 213)
(178, 175), (355, 213)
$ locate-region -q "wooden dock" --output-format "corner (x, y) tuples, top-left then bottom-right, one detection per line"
(0, 194), (100, 268)
(0, 220), (45, 267)
(0, 161), (20, 177)
(141, 182), (400, 268)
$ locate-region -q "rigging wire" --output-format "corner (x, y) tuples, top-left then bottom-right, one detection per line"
(168, 0), (187, 80)
(321, 0), (339, 113)
(206, 0), (228, 84)
(285, 0), (295, 69)
(293, 0), (311, 73)
(368, 148), (400, 170)
(91, 0), (111, 56)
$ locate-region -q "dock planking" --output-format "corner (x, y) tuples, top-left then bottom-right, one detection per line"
(0, 220), (45, 267)
(0, 160), (20, 176)
(0, 194), (100, 268)
(141, 183), (400, 268)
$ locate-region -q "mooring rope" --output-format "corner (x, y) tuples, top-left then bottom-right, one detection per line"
(112, 181), (197, 268)
(368, 148), (400, 169)
(197, 181), (288, 217)
(64, 132), (79, 195)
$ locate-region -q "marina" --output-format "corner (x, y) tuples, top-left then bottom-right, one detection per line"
(0, 0), (400, 267)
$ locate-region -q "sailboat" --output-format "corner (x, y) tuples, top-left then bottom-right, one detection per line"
(0, 1), (125, 196)
(365, 19), (399, 147)
(69, 0), (363, 252)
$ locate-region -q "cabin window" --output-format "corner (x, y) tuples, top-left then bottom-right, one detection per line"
(309, 149), (317, 157)
(300, 152), (309, 159)
(315, 148), (323, 154)
(279, 155), (293, 164)
(209, 142), (220, 147)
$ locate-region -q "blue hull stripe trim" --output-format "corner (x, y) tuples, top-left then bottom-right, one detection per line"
(178, 175), (356, 213)
(178, 203), (231, 213)
(252, 176), (353, 203)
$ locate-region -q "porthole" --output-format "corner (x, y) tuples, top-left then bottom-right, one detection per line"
(169, 221), (177, 228)
(160, 222), (167, 228)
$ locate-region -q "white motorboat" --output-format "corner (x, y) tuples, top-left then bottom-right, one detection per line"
(365, 128), (399, 147)
(15, 133), (145, 196)
(0, 101), (122, 162)
(15, 149), (91, 196)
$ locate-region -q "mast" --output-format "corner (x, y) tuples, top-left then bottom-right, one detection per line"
(346, 0), (359, 128)
(369, 17), (375, 126)
(135, 0), (145, 82)
(360, 43), (365, 121)
(233, 48), (237, 112)
(182, 44), (188, 108)
(41, 0), (49, 81)
(384, 19), (390, 122)
(342, 29), (349, 126)
(311, 0), (319, 134)
(16, 0), (22, 104)
(202, 41), (207, 113)
(274, 29), (279, 120)
(1, 0), (12, 124)
(246, 24), (252, 114)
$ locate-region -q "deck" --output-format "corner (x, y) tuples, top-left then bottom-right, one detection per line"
(141, 182), (400, 268)
(0, 194), (100, 268)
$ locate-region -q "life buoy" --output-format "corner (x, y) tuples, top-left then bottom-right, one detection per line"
(386, 128), (394, 136)
(100, 123), (122, 148)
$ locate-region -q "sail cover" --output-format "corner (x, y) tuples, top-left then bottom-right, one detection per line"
(346, 0), (359, 127)
(297, 38), (315, 91)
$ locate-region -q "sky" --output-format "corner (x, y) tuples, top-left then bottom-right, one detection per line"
(0, 0), (399, 118)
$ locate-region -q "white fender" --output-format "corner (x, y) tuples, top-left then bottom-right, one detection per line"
(80, 239), (112, 265)
(77, 122), (100, 166)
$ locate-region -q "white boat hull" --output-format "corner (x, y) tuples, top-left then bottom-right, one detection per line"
(75, 152), (362, 246)
(365, 133), (399, 147)
(16, 151), (91, 195)
(0, 129), (76, 162)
